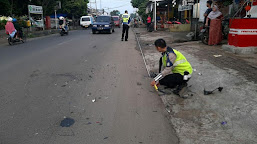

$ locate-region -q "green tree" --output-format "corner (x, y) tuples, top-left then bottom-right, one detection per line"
(130, 0), (146, 8)
(0, 0), (11, 15)
(131, 0), (148, 23)
(110, 10), (120, 16)
(60, 0), (89, 18)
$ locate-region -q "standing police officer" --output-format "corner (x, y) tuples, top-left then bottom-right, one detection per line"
(121, 10), (131, 41)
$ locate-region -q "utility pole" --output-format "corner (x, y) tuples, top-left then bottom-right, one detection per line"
(89, 0), (91, 14)
(100, 0), (102, 10)
(154, 0), (157, 31)
(95, 0), (97, 15)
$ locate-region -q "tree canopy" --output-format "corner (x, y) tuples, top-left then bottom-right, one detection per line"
(0, 0), (89, 18)
(110, 10), (120, 16)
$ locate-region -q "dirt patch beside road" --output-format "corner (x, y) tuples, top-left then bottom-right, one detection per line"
(134, 28), (257, 144)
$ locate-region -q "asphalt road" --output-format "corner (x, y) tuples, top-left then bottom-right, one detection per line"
(0, 29), (178, 144)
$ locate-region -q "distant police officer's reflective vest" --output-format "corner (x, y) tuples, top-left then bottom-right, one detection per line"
(122, 14), (130, 25)
(162, 47), (192, 75)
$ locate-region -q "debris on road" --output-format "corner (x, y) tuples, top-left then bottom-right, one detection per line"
(193, 69), (196, 72)
(137, 82), (142, 86)
(214, 55), (222, 58)
(92, 99), (96, 102)
(221, 121), (227, 125)
(204, 87), (223, 95)
(166, 108), (171, 113)
(198, 73), (202, 76)
(104, 137), (108, 139)
(86, 122), (92, 125)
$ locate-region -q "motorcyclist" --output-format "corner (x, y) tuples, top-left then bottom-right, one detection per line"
(59, 16), (68, 32)
(13, 18), (23, 40)
(5, 17), (17, 39)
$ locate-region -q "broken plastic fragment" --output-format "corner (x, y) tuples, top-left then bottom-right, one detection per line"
(198, 73), (202, 76)
(213, 55), (222, 58)
(221, 121), (227, 125)
(166, 108), (171, 113)
(92, 99), (96, 102)
(204, 87), (223, 95)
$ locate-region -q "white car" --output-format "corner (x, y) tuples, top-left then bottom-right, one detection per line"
(80, 16), (94, 28)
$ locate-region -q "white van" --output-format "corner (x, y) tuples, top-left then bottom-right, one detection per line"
(80, 16), (94, 28)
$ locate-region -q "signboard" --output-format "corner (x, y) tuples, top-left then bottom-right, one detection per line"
(178, 5), (192, 11)
(149, 0), (164, 1)
(182, 0), (194, 6)
(28, 5), (43, 14)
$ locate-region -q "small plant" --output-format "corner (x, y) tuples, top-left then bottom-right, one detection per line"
(0, 20), (7, 30)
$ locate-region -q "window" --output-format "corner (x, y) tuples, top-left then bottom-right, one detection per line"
(82, 18), (90, 21)
(113, 17), (119, 21)
(96, 16), (110, 22)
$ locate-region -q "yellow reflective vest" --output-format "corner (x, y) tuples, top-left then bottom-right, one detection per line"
(122, 14), (130, 24)
(162, 47), (193, 75)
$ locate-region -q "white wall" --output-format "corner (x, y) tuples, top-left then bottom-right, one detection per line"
(199, 0), (208, 22)
(249, 6), (257, 18)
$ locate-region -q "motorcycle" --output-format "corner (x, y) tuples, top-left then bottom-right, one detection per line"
(199, 26), (209, 45)
(199, 18), (229, 45)
(60, 24), (69, 36)
(7, 30), (26, 45)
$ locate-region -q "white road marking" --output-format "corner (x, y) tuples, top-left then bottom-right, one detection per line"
(58, 39), (73, 45)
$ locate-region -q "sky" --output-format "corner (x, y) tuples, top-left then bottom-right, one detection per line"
(88, 0), (137, 14)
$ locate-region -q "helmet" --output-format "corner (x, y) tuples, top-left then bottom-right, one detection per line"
(13, 18), (17, 22)
(59, 16), (64, 20)
(7, 17), (13, 22)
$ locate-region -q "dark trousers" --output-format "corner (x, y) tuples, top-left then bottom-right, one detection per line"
(147, 23), (150, 30)
(159, 73), (186, 88)
(122, 24), (129, 40)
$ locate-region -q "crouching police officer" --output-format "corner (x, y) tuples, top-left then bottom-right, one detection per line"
(151, 39), (193, 96)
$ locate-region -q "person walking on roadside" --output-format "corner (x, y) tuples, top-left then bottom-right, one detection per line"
(204, 1), (212, 28)
(205, 5), (223, 45)
(150, 39), (193, 96)
(147, 15), (151, 30)
(121, 10), (131, 41)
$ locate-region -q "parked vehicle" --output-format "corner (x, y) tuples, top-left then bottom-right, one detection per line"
(80, 16), (94, 28)
(199, 26), (209, 45)
(92, 16), (115, 34)
(200, 19), (229, 45)
(112, 16), (120, 28)
(7, 29), (26, 45)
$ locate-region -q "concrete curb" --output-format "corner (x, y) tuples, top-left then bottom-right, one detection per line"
(222, 44), (257, 54)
